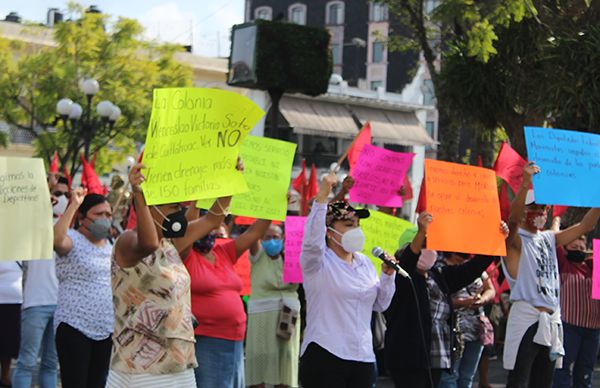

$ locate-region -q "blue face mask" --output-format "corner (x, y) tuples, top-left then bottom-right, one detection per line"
(262, 239), (283, 257)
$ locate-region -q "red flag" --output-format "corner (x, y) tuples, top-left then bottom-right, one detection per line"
(49, 151), (59, 173)
(415, 176), (426, 213)
(499, 182), (511, 221)
(90, 152), (97, 169)
(486, 262), (510, 304)
(62, 166), (72, 189)
(553, 205), (569, 218)
(477, 155), (483, 167)
(306, 163), (319, 201)
(347, 122), (372, 171)
(493, 142), (527, 193)
(292, 160), (307, 193)
(402, 174), (413, 201)
(80, 154), (104, 195)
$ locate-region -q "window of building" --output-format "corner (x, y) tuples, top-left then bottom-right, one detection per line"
(371, 2), (388, 22)
(372, 41), (384, 63)
(371, 80), (383, 90)
(326, 2), (344, 25)
(423, 79), (436, 105)
(255, 6), (272, 20)
(426, 121), (435, 149)
(289, 3), (307, 25)
(331, 43), (342, 65)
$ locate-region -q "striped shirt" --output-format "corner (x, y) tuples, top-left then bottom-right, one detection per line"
(558, 247), (600, 329)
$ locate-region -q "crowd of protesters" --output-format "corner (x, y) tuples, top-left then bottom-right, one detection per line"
(0, 159), (599, 388)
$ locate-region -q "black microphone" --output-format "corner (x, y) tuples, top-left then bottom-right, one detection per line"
(372, 247), (411, 279)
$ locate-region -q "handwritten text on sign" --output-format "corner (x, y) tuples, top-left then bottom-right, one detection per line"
(360, 210), (414, 274)
(525, 126), (600, 207)
(283, 216), (306, 283)
(593, 239), (600, 300)
(141, 88), (265, 205)
(349, 144), (414, 207)
(197, 136), (296, 221)
(425, 159), (506, 256)
(0, 157), (53, 261)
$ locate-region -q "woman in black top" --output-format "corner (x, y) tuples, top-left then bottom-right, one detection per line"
(385, 216), (508, 388)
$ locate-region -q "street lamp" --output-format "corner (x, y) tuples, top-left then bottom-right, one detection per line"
(55, 78), (121, 161)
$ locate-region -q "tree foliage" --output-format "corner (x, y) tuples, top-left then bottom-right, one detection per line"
(0, 4), (192, 174)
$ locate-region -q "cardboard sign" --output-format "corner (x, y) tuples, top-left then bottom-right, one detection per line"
(142, 88), (265, 205)
(425, 159), (506, 256)
(0, 157), (53, 261)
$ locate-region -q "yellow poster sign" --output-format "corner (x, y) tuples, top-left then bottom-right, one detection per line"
(197, 136), (297, 221)
(361, 210), (414, 273)
(0, 157), (53, 261)
(141, 88), (265, 205)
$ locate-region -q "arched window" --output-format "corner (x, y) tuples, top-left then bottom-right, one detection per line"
(289, 3), (307, 25)
(255, 6), (272, 20)
(326, 1), (345, 25)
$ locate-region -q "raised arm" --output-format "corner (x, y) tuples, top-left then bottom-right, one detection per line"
(330, 175), (353, 203)
(235, 219), (272, 258)
(555, 208), (600, 247)
(114, 164), (161, 268)
(395, 212), (431, 274)
(300, 172), (337, 274)
(54, 187), (86, 257)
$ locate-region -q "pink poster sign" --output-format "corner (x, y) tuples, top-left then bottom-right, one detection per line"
(349, 144), (415, 207)
(283, 216), (307, 283)
(593, 239), (600, 300)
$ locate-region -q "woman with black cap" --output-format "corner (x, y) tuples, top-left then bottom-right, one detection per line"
(53, 187), (115, 388)
(298, 172), (404, 388)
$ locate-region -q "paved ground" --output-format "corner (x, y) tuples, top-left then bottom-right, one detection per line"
(376, 358), (600, 387)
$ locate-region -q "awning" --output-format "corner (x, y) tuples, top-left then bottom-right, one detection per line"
(279, 96), (434, 146)
(279, 96), (357, 139)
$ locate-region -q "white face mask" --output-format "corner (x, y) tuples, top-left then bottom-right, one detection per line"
(53, 194), (68, 217)
(328, 226), (366, 253)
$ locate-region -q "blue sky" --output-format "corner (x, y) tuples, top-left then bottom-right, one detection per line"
(1, 0), (245, 57)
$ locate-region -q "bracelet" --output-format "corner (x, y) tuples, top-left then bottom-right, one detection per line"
(216, 199), (231, 216)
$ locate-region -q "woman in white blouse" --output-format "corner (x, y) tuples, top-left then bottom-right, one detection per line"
(53, 189), (114, 388)
(299, 172), (396, 388)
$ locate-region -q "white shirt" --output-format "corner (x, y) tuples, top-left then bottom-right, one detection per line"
(22, 258), (58, 309)
(300, 202), (396, 362)
(54, 229), (114, 340)
(0, 261), (23, 304)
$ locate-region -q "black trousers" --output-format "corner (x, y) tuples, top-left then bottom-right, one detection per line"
(300, 342), (375, 388)
(507, 322), (555, 388)
(55, 323), (112, 388)
(389, 367), (442, 388)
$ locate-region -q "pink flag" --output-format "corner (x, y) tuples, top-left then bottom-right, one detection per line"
(593, 239), (600, 300)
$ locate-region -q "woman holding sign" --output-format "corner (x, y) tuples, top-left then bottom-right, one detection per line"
(298, 172), (398, 388)
(53, 189), (114, 388)
(106, 163), (234, 388)
(184, 216), (272, 388)
(245, 224), (301, 388)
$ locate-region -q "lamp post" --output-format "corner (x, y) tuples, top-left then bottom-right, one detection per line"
(55, 78), (121, 162)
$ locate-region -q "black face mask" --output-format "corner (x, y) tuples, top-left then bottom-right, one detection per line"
(566, 250), (586, 263)
(155, 207), (188, 238)
(193, 232), (217, 254)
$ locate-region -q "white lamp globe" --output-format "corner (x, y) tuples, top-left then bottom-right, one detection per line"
(56, 98), (73, 116)
(80, 78), (100, 96)
(68, 103), (83, 120)
(96, 100), (114, 118)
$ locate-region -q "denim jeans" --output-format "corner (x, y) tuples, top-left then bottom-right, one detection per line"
(439, 340), (484, 388)
(12, 305), (58, 388)
(553, 322), (600, 388)
(194, 335), (244, 388)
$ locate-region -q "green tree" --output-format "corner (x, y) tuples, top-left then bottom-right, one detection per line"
(383, 0), (537, 162)
(0, 4), (192, 175)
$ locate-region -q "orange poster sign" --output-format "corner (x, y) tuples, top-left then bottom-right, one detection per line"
(424, 159), (506, 256)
